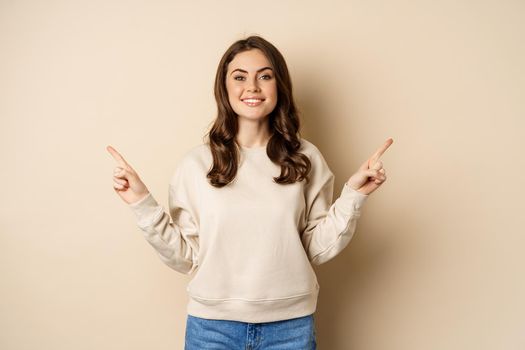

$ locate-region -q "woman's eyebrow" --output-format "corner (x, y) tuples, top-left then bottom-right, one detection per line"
(230, 67), (273, 75)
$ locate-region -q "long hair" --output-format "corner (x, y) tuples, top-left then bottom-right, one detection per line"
(204, 35), (311, 188)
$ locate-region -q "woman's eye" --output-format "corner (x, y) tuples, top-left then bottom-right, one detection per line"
(233, 75), (272, 81)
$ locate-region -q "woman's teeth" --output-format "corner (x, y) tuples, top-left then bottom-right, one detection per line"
(243, 99), (264, 106)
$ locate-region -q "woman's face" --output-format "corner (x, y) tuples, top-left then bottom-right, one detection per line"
(225, 49), (278, 121)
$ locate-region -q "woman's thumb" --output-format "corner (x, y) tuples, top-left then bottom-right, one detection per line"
(114, 167), (135, 182)
(365, 169), (380, 178)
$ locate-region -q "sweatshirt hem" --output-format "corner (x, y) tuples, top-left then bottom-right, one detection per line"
(186, 288), (319, 323)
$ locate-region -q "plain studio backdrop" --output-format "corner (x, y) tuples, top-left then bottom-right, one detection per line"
(1, 0), (524, 349)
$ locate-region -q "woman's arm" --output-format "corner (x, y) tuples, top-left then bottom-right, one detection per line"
(107, 145), (199, 275)
(301, 138), (392, 265)
(300, 152), (368, 266)
(128, 189), (199, 275)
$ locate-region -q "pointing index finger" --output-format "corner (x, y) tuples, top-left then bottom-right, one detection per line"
(106, 145), (129, 167)
(368, 138), (394, 168)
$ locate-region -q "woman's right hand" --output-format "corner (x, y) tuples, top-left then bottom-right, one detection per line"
(107, 145), (150, 205)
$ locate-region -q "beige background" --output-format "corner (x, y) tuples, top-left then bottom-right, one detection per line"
(1, 0), (524, 349)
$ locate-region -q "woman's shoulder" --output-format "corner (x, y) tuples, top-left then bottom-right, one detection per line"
(168, 142), (212, 178)
(178, 142), (212, 167)
(183, 142), (211, 158)
(298, 137), (324, 159)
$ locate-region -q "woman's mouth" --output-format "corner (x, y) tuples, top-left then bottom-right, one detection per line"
(242, 98), (265, 107)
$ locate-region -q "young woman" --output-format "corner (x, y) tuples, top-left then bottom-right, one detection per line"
(107, 35), (392, 349)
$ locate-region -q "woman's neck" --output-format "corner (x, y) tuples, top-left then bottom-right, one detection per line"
(236, 118), (272, 148)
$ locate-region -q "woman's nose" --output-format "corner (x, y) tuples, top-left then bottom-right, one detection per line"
(247, 77), (260, 92)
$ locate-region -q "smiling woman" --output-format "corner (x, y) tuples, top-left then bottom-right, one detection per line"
(207, 35), (309, 188)
(109, 34), (391, 350)
(226, 50), (278, 128)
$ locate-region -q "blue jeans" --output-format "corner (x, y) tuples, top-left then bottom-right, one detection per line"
(184, 313), (317, 350)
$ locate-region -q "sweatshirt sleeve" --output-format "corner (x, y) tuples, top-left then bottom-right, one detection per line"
(127, 159), (200, 275)
(300, 149), (369, 265)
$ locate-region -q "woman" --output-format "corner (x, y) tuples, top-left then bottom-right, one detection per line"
(107, 35), (392, 349)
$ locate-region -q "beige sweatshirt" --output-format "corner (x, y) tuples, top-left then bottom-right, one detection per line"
(128, 138), (368, 323)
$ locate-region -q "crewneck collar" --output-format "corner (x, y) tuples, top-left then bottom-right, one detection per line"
(240, 144), (267, 153)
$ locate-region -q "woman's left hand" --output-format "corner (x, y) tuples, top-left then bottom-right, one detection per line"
(346, 138), (393, 196)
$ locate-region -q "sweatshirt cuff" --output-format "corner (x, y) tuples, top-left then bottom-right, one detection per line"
(128, 192), (163, 225)
(337, 182), (369, 213)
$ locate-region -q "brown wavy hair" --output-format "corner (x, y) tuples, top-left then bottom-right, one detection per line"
(204, 35), (312, 188)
